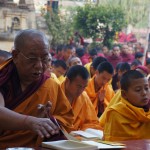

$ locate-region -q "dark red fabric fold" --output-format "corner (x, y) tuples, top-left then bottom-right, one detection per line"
(0, 60), (49, 110)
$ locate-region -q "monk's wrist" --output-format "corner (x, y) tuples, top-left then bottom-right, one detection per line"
(23, 115), (33, 130)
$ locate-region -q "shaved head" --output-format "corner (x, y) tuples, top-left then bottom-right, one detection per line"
(14, 29), (50, 51)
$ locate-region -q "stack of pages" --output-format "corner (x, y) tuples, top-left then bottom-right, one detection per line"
(42, 140), (98, 150)
(70, 128), (103, 139)
(42, 129), (126, 150)
(42, 140), (126, 150)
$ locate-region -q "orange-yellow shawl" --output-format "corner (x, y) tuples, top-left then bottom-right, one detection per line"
(84, 62), (92, 78)
(61, 81), (102, 131)
(99, 89), (121, 128)
(85, 77), (115, 115)
(104, 97), (150, 141)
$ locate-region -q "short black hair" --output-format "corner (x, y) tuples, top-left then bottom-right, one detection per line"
(131, 60), (141, 67)
(91, 56), (107, 70)
(135, 52), (144, 59)
(119, 62), (131, 72)
(63, 44), (73, 51)
(56, 44), (64, 53)
(115, 62), (123, 72)
(146, 58), (150, 65)
(76, 48), (85, 57)
(52, 60), (67, 70)
(66, 65), (89, 81)
(89, 48), (97, 56)
(120, 70), (144, 91)
(97, 61), (114, 74)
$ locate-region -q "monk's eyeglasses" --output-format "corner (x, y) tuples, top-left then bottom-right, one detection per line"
(19, 51), (51, 65)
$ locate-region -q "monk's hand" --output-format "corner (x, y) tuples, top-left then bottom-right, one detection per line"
(25, 116), (59, 138)
(37, 101), (52, 118)
(98, 89), (105, 103)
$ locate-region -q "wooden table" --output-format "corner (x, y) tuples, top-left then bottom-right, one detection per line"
(121, 140), (150, 150)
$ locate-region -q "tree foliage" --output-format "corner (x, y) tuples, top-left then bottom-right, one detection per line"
(45, 11), (74, 47)
(73, 4), (127, 48)
(96, 0), (150, 28)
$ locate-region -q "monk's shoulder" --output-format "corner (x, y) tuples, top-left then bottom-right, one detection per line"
(41, 77), (60, 91)
(110, 101), (125, 111)
(80, 91), (93, 104)
(82, 91), (90, 98)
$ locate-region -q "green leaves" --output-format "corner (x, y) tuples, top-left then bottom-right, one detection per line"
(73, 4), (127, 48)
(45, 11), (74, 47)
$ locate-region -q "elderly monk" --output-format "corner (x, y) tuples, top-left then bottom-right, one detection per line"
(104, 70), (150, 141)
(68, 56), (82, 67)
(0, 29), (74, 148)
(85, 62), (114, 117)
(61, 65), (101, 131)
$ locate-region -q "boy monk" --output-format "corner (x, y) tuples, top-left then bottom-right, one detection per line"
(104, 70), (150, 141)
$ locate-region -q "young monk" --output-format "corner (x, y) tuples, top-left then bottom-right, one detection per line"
(61, 65), (102, 131)
(0, 29), (74, 148)
(51, 60), (67, 83)
(85, 61), (114, 117)
(104, 70), (150, 141)
(84, 56), (107, 78)
(51, 60), (67, 78)
(100, 62), (130, 128)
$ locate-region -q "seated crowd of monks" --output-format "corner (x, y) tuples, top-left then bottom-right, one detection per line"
(0, 29), (150, 148)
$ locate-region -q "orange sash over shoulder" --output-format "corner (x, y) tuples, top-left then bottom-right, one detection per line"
(61, 81), (102, 131)
(85, 77), (115, 115)
(99, 89), (121, 128)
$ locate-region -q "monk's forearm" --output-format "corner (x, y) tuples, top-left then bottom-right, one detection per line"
(0, 106), (60, 138)
(0, 106), (32, 130)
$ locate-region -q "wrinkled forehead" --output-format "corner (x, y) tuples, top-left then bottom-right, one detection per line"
(26, 36), (49, 50)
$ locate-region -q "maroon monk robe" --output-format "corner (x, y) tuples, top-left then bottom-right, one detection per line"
(0, 59), (49, 110)
(120, 52), (134, 64)
(107, 54), (122, 69)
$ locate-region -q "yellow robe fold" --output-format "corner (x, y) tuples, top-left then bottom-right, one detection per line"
(0, 63), (74, 148)
(84, 62), (92, 78)
(58, 75), (66, 84)
(61, 81), (102, 131)
(99, 89), (121, 128)
(51, 72), (60, 84)
(85, 77), (115, 115)
(104, 97), (150, 141)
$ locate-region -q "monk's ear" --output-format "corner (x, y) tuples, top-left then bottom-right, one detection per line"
(65, 77), (70, 86)
(121, 90), (128, 100)
(95, 70), (99, 76)
(90, 66), (96, 77)
(12, 50), (19, 64)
